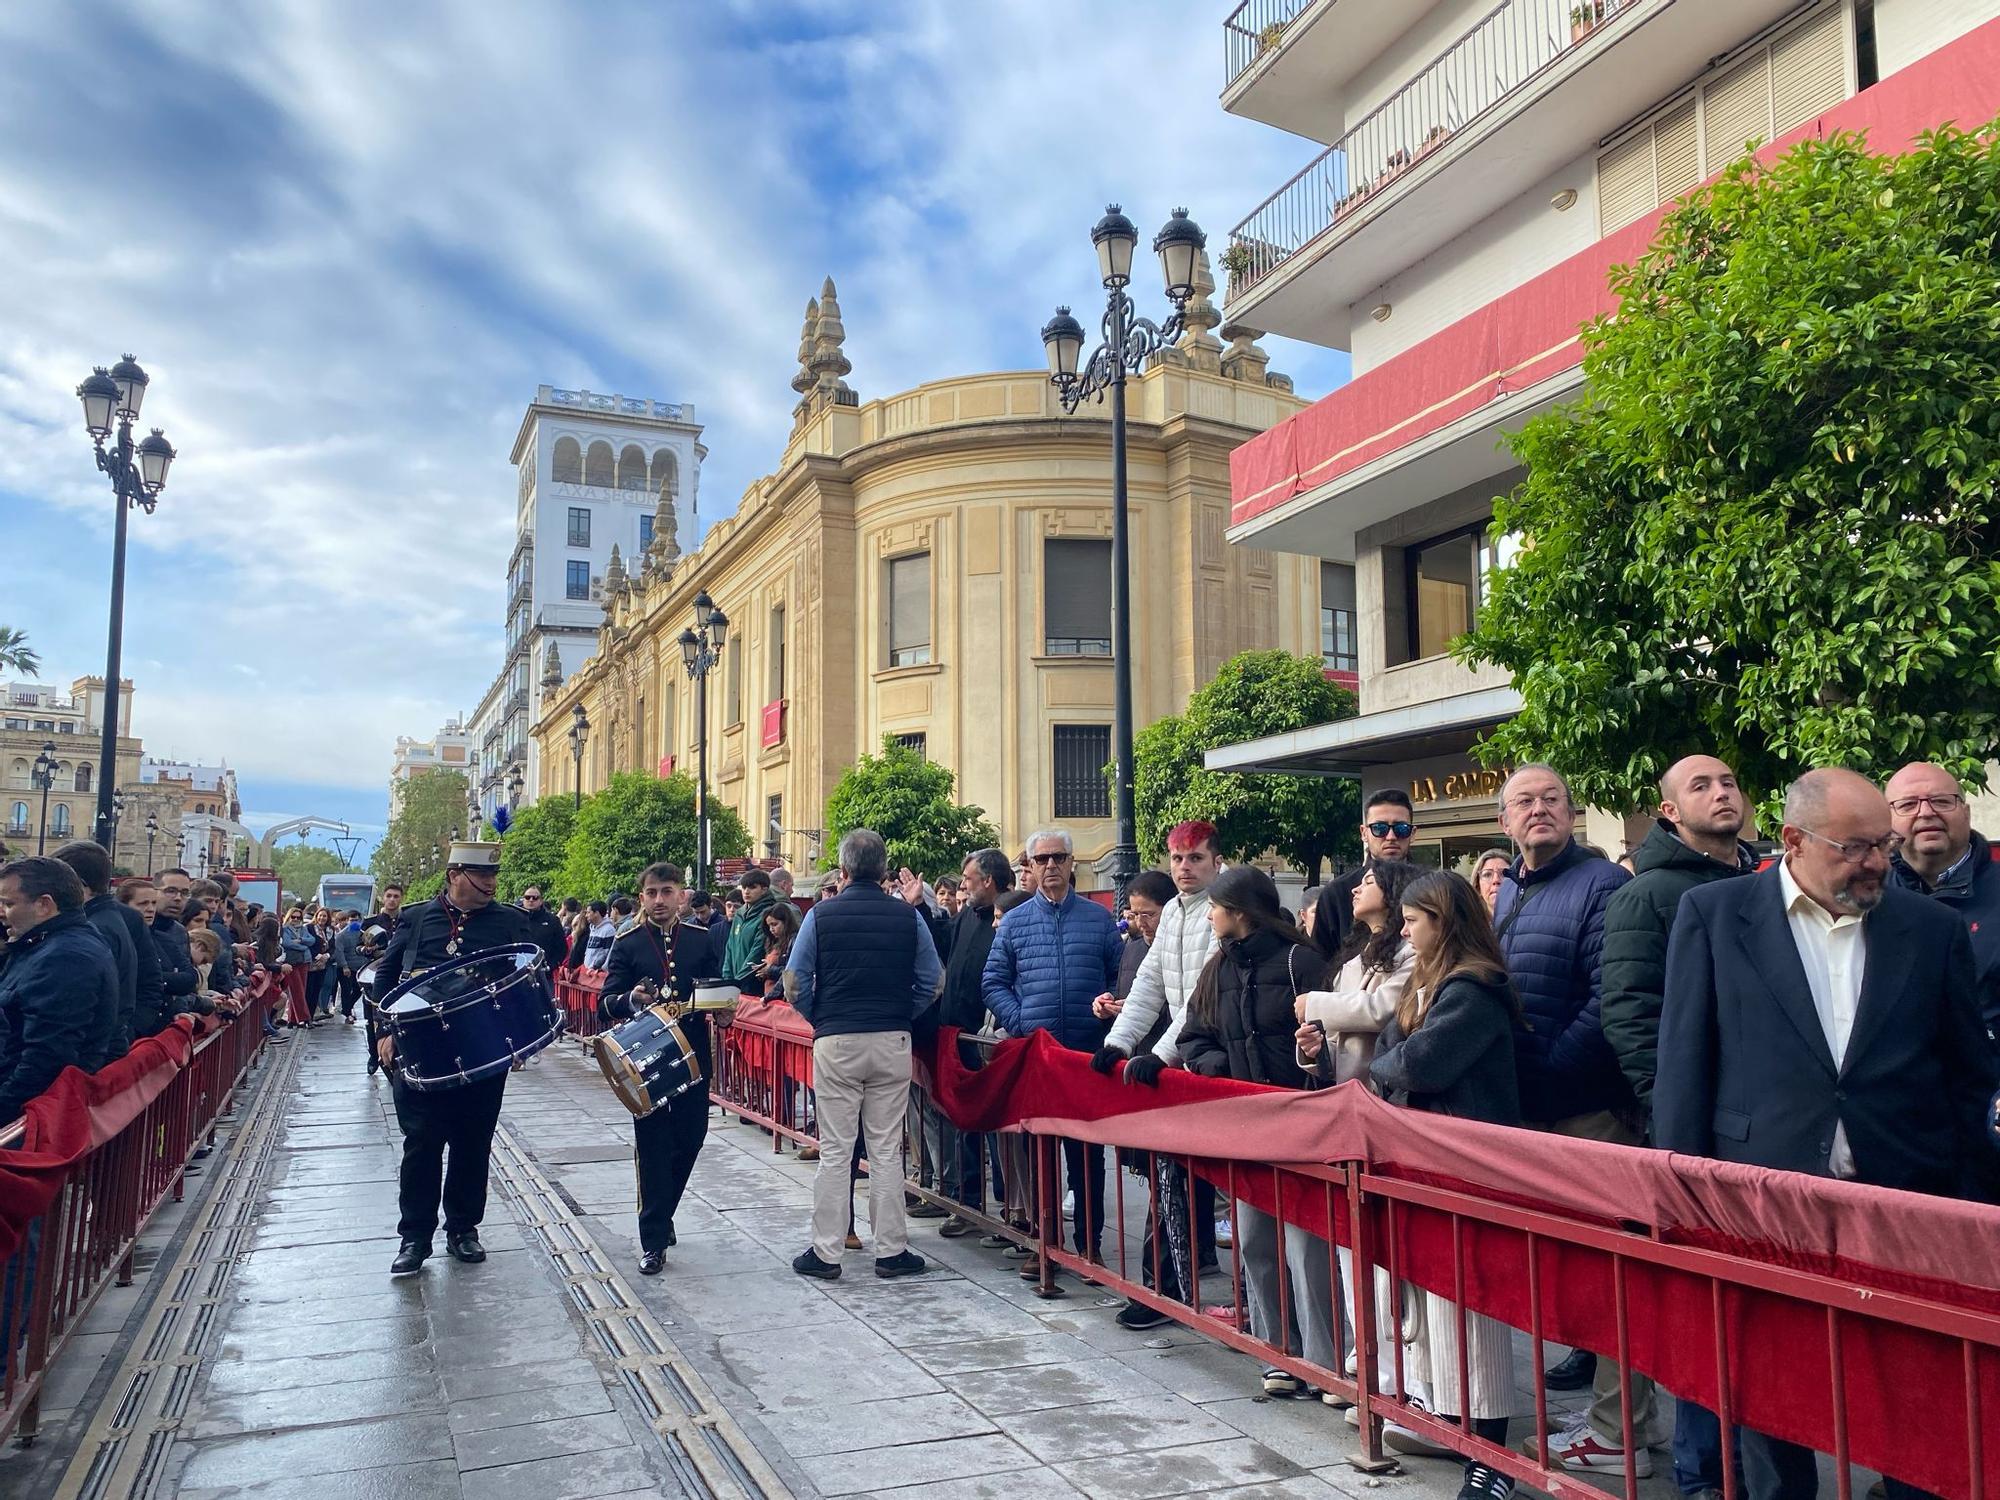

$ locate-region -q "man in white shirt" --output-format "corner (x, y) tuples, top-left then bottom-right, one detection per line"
(1658, 768), (1997, 1499)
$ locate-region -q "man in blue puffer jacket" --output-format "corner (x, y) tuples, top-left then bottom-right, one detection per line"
(983, 828), (1122, 1266)
(1491, 764), (1660, 1476)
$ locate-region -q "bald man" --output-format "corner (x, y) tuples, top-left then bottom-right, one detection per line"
(1886, 762), (2000, 1041)
(1658, 768), (1998, 1499)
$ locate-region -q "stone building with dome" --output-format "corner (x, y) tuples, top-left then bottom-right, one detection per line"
(531, 264), (1321, 886)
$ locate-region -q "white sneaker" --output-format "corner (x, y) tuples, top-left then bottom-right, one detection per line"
(1541, 1417), (1653, 1478)
(1380, 1396), (1455, 1458)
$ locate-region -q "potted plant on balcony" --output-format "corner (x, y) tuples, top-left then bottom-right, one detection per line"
(1570, 0), (1606, 42)
(1220, 241), (1256, 286)
(1258, 20), (1286, 54)
(1417, 123), (1453, 159)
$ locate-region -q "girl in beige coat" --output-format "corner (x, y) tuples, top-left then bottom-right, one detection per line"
(1293, 860), (1423, 1084)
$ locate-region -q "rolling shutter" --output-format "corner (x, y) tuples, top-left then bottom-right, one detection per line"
(1771, 2), (1848, 134)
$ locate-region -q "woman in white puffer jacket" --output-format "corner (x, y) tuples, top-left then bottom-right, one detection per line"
(1293, 859), (1423, 1083)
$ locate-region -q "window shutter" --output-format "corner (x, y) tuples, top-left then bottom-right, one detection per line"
(889, 554), (930, 653)
(1771, 2), (1847, 134)
(1320, 561), (1356, 613)
(1702, 52), (1773, 171)
(1653, 100), (1701, 204)
(1043, 539), (1113, 642)
(1597, 128), (1657, 234)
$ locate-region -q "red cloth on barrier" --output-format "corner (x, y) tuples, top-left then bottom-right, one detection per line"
(0, 1016), (214, 1260)
(728, 996), (813, 1089)
(925, 1029), (2000, 1497)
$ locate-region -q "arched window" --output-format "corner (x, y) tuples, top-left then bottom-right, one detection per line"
(74, 763), (91, 792)
(51, 804), (71, 836)
(552, 436), (583, 484)
(584, 441), (614, 487)
(618, 445), (649, 491)
(653, 449), (678, 498)
(7, 802), (26, 833)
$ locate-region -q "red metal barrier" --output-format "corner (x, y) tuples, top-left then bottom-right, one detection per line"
(554, 967), (607, 1041)
(0, 1001), (270, 1448)
(712, 1026), (2000, 1498)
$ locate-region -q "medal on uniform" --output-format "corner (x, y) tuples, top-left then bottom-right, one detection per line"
(446, 940), (460, 956)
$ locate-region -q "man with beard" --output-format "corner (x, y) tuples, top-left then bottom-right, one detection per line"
(1886, 761), (2000, 1043)
(1598, 757), (1756, 1499)
(1658, 769), (1998, 1498)
(600, 862), (724, 1276)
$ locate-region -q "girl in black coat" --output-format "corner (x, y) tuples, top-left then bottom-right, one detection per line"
(1370, 870), (1524, 1500)
(1174, 867), (1340, 1400)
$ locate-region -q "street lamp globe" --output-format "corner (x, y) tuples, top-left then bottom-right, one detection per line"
(1091, 204), (1139, 288)
(693, 591), (717, 626)
(108, 354), (149, 421)
(33, 742), (55, 782)
(1152, 208), (1207, 302)
(1040, 307), (1086, 380)
(76, 368), (119, 440)
(571, 702), (589, 739)
(707, 605), (729, 653)
(135, 429), (176, 494)
(677, 627), (700, 674)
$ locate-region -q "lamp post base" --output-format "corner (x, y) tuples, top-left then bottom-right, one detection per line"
(1092, 842), (1142, 912)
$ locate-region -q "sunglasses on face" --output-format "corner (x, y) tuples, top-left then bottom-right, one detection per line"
(1367, 821), (1415, 839)
(1029, 852), (1071, 865)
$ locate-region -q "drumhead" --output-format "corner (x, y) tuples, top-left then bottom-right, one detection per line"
(378, 943), (546, 1018)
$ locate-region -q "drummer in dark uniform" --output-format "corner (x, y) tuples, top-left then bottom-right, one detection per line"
(374, 842), (535, 1278)
(601, 860), (725, 1276)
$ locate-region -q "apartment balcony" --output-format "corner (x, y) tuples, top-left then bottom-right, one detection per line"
(1224, 0), (1799, 348)
(1222, 0), (1441, 141)
(1227, 21), (2000, 559)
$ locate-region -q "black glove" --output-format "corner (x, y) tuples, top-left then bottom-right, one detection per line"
(1122, 1053), (1167, 1088)
(1090, 1044), (1129, 1076)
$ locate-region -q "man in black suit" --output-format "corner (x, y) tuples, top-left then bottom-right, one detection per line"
(1657, 768), (1999, 1500)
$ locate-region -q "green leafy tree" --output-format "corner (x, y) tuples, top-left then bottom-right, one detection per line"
(0, 626), (39, 677)
(1130, 651), (1360, 882)
(558, 771), (751, 898)
(495, 797), (576, 901)
(271, 844), (359, 905)
(402, 871), (446, 903)
(824, 737), (1003, 880)
(371, 769), (472, 886)
(1460, 120), (2000, 815)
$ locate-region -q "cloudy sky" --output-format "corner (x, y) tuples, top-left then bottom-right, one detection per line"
(0, 0), (1348, 860)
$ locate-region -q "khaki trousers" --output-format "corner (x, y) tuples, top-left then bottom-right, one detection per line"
(811, 1030), (913, 1262)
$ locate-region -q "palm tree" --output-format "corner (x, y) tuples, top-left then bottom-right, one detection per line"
(0, 626), (39, 678)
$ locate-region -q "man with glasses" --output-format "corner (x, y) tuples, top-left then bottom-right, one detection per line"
(1657, 768), (1998, 1499)
(514, 884), (572, 972)
(1317, 790), (1416, 950)
(983, 828), (1123, 1276)
(1886, 762), (2000, 1041)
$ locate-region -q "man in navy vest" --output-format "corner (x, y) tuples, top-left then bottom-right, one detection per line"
(786, 828), (941, 1281)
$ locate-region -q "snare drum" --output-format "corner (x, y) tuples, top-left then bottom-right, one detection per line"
(594, 1005), (703, 1118)
(380, 944), (563, 1090)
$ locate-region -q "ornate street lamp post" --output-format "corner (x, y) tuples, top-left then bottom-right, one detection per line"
(569, 704), (590, 810)
(1040, 206), (1206, 910)
(677, 591), (729, 892)
(32, 741), (57, 855)
(110, 788), (127, 857)
(507, 766), (524, 810)
(144, 812), (160, 876)
(75, 356), (176, 851)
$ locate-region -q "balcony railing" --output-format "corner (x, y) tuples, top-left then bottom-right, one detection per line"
(1223, 0), (1313, 88)
(1228, 0), (1647, 298)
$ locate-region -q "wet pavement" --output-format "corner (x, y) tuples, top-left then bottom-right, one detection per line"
(8, 1020), (1684, 1499)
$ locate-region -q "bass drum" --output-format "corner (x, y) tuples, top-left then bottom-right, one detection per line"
(379, 944), (562, 1090)
(594, 1004), (703, 1118)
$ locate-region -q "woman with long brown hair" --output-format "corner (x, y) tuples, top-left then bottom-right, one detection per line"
(1173, 867), (1339, 1403)
(1368, 870), (1523, 1494)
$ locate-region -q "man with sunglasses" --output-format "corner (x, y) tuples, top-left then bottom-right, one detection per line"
(1885, 762), (2000, 1042)
(1658, 768), (1998, 1498)
(1318, 790), (1417, 950)
(515, 885), (573, 972)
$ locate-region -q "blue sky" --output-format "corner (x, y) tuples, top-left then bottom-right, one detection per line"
(0, 1), (1350, 863)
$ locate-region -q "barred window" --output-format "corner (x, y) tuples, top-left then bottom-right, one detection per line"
(1052, 724), (1111, 819)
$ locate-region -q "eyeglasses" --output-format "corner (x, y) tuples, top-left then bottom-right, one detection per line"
(1028, 851), (1071, 865)
(522, 893), (543, 902)
(1505, 792), (1568, 812)
(1887, 793), (1965, 816)
(1797, 827), (1904, 863)
(1366, 821), (1415, 839)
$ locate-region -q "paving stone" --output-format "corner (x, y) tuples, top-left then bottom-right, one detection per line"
(825, 1277), (1055, 1347)
(1110, 1338), (1269, 1404)
(1053, 1437), (1307, 1498)
(944, 1356), (1177, 1416)
(862, 1470), (1085, 1499)
(643, 1265), (855, 1335)
(452, 1408), (632, 1469)
(447, 1378), (613, 1434)
(201, 1344), (438, 1395)
(1198, 1395), (1375, 1471)
(218, 1313), (431, 1363)
(715, 1320), (943, 1410)
(438, 1354), (606, 1403)
(173, 1456), (464, 1500)
(802, 1431), (1041, 1495)
(906, 1331), (1104, 1376)
(456, 1444), (666, 1500)
(431, 1326), (596, 1373)
(175, 1412), (455, 1488)
(757, 1389), (997, 1456)
(990, 1392), (1244, 1462)
(191, 1372), (443, 1437)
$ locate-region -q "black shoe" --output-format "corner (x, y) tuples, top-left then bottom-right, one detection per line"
(445, 1232), (486, 1264)
(389, 1240), (429, 1277)
(906, 1199), (948, 1219)
(666, 1224), (677, 1247)
(639, 1250), (665, 1276)
(1115, 1298), (1172, 1330)
(1545, 1347), (1596, 1391)
(1457, 1461), (1516, 1500)
(875, 1250), (930, 1279)
(793, 1247), (842, 1280)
